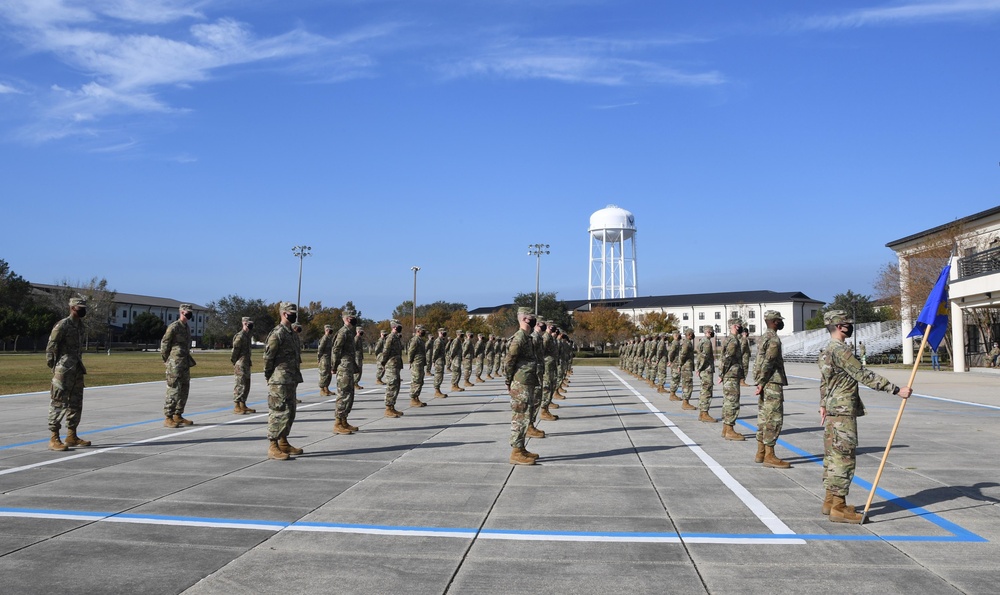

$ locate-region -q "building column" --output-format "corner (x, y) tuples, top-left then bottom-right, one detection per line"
(949, 258), (965, 373)
(900, 254), (914, 365)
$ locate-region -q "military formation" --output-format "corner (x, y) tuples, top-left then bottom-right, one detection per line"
(44, 296), (913, 524)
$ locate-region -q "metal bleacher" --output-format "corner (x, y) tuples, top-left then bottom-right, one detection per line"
(781, 321), (902, 363)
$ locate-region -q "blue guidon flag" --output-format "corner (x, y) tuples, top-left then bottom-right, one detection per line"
(906, 264), (951, 350)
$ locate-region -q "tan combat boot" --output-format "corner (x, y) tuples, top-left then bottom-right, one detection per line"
(476, 376), (484, 383)
(463, 380), (474, 388)
(681, 400), (696, 410)
(829, 495), (863, 523)
(332, 417), (354, 435)
(343, 416), (359, 432)
(278, 437), (303, 455)
(520, 447), (539, 460)
(527, 424), (546, 438)
(509, 448), (536, 465)
(540, 407), (558, 421)
(755, 439), (766, 464)
(49, 431), (68, 451)
(669, 392), (681, 402)
(435, 389), (448, 398)
(163, 417), (179, 428)
(451, 384), (463, 393)
(319, 387), (331, 396)
(698, 411), (717, 423)
(243, 402), (256, 413)
(822, 490), (835, 516)
(375, 378), (385, 385)
(486, 374), (494, 380)
(722, 425), (745, 441)
(548, 402), (560, 409)
(656, 386), (667, 394)
(268, 439), (289, 460)
(64, 429), (91, 447)
(233, 402), (243, 414)
(355, 383), (364, 390)
(173, 414), (194, 426)
(410, 397), (427, 408)
(763, 445), (791, 469)
(384, 406), (403, 418)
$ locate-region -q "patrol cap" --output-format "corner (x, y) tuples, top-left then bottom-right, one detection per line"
(323, 324), (332, 330)
(703, 325), (714, 333)
(279, 302), (296, 313)
(69, 296), (87, 307)
(389, 319), (400, 328)
(437, 327), (447, 333)
(342, 307), (356, 317)
(763, 310), (784, 321)
(242, 317), (252, 323)
(380, 329), (389, 335)
(416, 325), (425, 331)
(728, 319), (741, 327)
(456, 329), (465, 335)
(180, 303), (194, 312)
(824, 310), (853, 325)
(517, 307), (533, 316)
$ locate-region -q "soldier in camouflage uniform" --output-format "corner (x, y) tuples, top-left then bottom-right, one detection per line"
(408, 325), (429, 406)
(374, 329), (389, 385)
(538, 322), (559, 422)
(484, 335), (496, 379)
(292, 323), (304, 404)
(654, 334), (668, 393)
(696, 326), (717, 422)
(430, 327), (449, 398)
(231, 317), (256, 414)
(754, 311), (791, 468)
(380, 320), (405, 417)
(353, 327), (365, 389)
(161, 303), (197, 428)
(317, 324), (334, 396)
(719, 321), (745, 440)
(677, 329), (696, 410)
(739, 326), (752, 386)
(666, 331), (681, 401)
(449, 330), (465, 392)
(45, 296), (91, 451)
(332, 309), (360, 435)
(263, 302), (304, 460)
(461, 330), (475, 387)
(504, 307), (540, 465)
(473, 333), (487, 382)
(818, 310), (911, 523)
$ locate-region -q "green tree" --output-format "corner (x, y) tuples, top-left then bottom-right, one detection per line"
(574, 307), (636, 349)
(123, 312), (167, 350)
(47, 277), (116, 347)
(637, 311), (679, 334)
(807, 290), (893, 330)
(512, 292), (573, 331)
(204, 294), (274, 348)
(485, 307), (517, 337)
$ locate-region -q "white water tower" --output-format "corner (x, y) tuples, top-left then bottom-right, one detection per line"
(588, 205), (637, 300)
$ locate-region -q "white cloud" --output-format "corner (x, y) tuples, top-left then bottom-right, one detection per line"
(802, 0), (1000, 29)
(0, 82), (22, 93)
(441, 37), (724, 87)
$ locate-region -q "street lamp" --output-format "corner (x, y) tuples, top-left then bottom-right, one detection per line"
(411, 266), (421, 333)
(292, 245), (311, 312)
(527, 243), (550, 316)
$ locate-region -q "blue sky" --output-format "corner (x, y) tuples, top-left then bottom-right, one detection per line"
(1, 0), (997, 320)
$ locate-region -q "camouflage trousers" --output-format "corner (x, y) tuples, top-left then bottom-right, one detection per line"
(756, 383), (784, 445)
(542, 362), (557, 407)
(670, 365), (681, 396)
(48, 372), (84, 432)
(721, 377), (741, 425)
(474, 356), (484, 378)
(509, 379), (537, 448)
(698, 370), (713, 412)
(530, 384), (543, 423)
(376, 360), (385, 383)
(336, 369), (356, 417)
(823, 415), (858, 497)
(318, 356), (332, 390)
(266, 383), (297, 440)
(432, 359), (446, 390)
(655, 360), (668, 387)
(462, 358), (473, 383)
(383, 363), (401, 408)
(163, 368), (191, 418)
(680, 368), (693, 399)
(450, 358), (462, 387)
(233, 364), (250, 403)
(354, 360), (363, 385)
(410, 362), (425, 397)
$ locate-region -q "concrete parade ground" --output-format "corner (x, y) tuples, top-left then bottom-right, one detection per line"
(1, 362), (999, 594)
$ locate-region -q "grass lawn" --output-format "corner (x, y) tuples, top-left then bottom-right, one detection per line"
(0, 350), (318, 396)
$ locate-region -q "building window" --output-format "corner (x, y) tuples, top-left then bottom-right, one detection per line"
(714, 312), (721, 320)
(198, 315), (202, 323)
(811, 309), (817, 319)
(122, 309), (127, 317)
(749, 324), (756, 333)
(698, 312), (704, 320)
(714, 325), (721, 333)
(749, 310), (756, 319)
(682, 313), (689, 321)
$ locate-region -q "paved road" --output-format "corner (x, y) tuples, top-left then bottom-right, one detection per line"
(1, 361), (998, 594)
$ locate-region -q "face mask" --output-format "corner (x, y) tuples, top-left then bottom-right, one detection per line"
(247, 322), (254, 330)
(286, 313), (297, 324)
(776, 321), (784, 331)
(527, 318), (537, 327)
(183, 311), (192, 320)
(843, 324), (853, 338)
(75, 307), (87, 318)
(349, 318), (358, 326)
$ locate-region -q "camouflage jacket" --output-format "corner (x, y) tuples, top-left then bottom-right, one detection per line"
(719, 334), (743, 379)
(380, 333), (403, 368)
(373, 335), (386, 357)
(263, 323), (303, 385)
(160, 320), (195, 368)
(354, 335), (364, 366)
(231, 329), (252, 367)
(448, 337), (463, 361)
(408, 335), (426, 365)
(47, 316), (86, 375)
(676, 338), (694, 370)
(484, 339), (495, 357)
(696, 337), (714, 373)
(317, 332), (333, 361)
(331, 324), (356, 374)
(666, 338), (679, 364)
(504, 329), (538, 385)
(819, 339), (898, 417)
(739, 335), (751, 371)
(754, 329), (787, 386)
(531, 331), (544, 376)
(462, 337), (475, 360)
(429, 336), (447, 362)
(474, 338), (486, 358)
(542, 332), (557, 364)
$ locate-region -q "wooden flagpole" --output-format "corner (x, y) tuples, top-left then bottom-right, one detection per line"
(860, 328), (928, 524)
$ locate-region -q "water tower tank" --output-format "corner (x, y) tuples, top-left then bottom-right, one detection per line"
(588, 205), (636, 242)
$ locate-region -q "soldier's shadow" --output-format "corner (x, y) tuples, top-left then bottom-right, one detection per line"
(301, 440), (493, 458)
(867, 481), (1000, 519)
(540, 444), (679, 461)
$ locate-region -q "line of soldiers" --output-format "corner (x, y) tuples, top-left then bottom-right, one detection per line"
(618, 313), (791, 468)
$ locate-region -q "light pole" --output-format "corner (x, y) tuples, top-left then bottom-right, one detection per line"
(411, 266), (421, 333)
(292, 245), (311, 312)
(527, 243), (550, 316)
